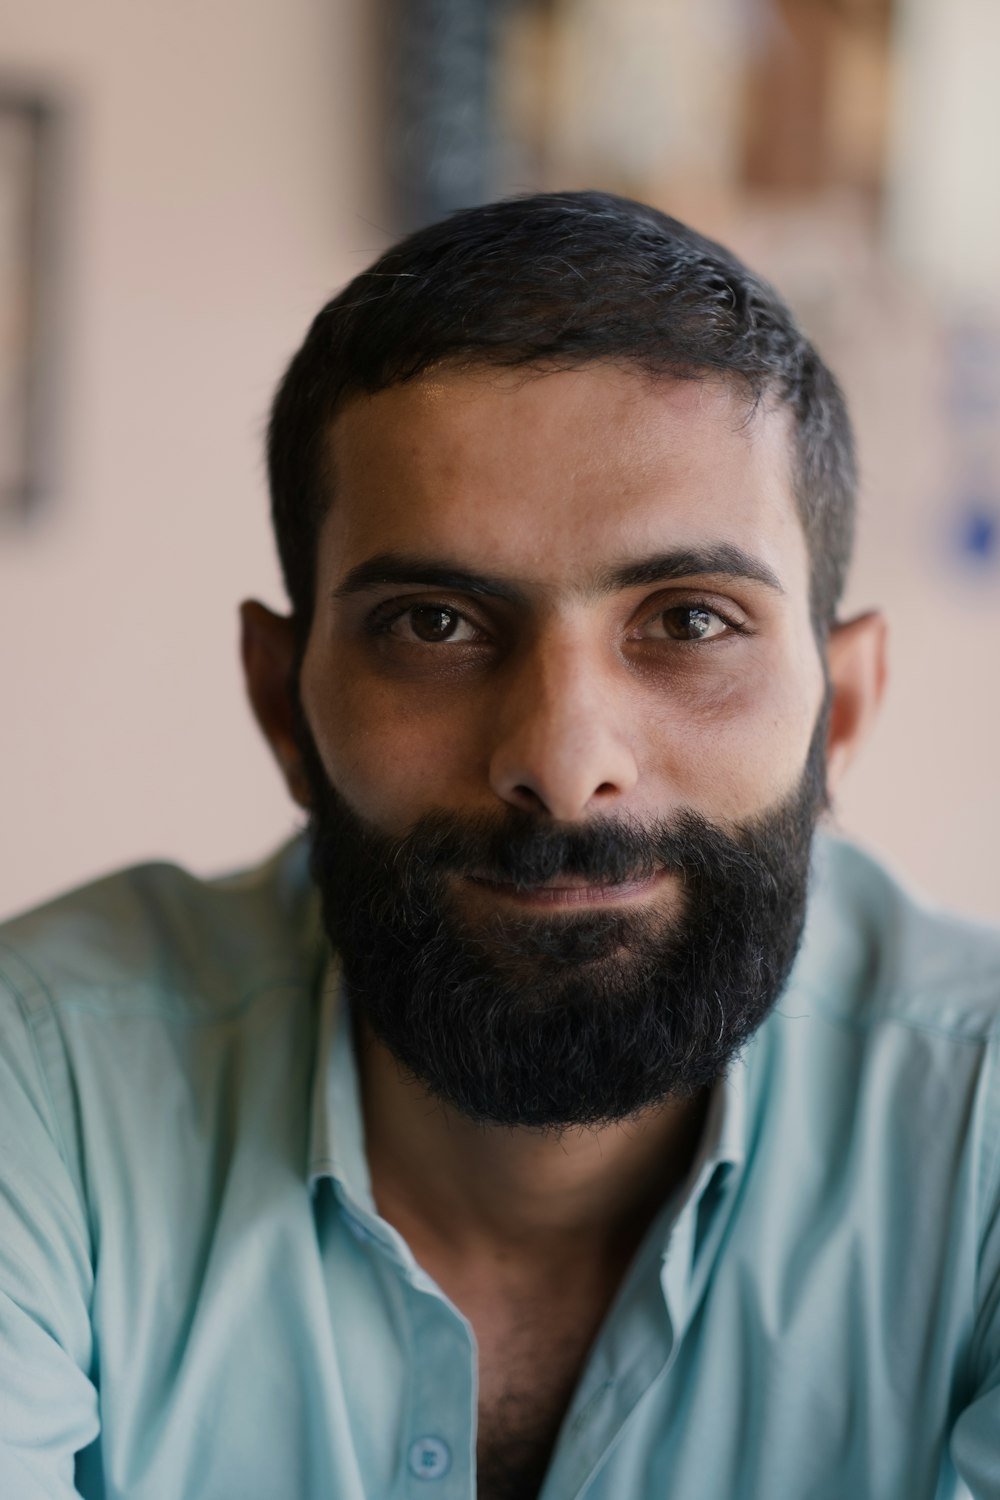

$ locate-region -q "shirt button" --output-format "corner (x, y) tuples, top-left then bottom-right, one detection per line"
(408, 1436), (451, 1480)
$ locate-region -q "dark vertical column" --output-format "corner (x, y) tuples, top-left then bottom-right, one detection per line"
(385, 0), (504, 233)
(0, 90), (62, 519)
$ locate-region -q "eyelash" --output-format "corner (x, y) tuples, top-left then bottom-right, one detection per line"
(364, 600), (486, 640)
(635, 601), (750, 646)
(364, 597), (749, 644)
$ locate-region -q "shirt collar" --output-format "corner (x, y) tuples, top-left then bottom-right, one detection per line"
(307, 955), (375, 1211)
(714, 1046), (749, 1176)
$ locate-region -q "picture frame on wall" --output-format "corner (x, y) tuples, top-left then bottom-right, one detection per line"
(0, 85), (59, 519)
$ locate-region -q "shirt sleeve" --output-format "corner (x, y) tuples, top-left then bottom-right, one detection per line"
(949, 1037), (1000, 1499)
(0, 966), (99, 1498)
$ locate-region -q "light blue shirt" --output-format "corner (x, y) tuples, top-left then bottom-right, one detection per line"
(1, 834), (999, 1499)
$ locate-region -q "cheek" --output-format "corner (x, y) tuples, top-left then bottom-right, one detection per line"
(637, 658), (823, 822)
(300, 661), (483, 825)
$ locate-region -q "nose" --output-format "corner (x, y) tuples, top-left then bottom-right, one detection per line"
(487, 637), (639, 821)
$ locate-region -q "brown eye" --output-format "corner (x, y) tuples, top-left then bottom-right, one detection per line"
(645, 606), (729, 642)
(408, 606), (461, 641)
(385, 605), (488, 644)
(370, 600), (484, 646)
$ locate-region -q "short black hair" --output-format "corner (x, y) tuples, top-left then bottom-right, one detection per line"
(267, 190), (856, 639)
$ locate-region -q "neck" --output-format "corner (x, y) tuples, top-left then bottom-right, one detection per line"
(356, 1017), (712, 1267)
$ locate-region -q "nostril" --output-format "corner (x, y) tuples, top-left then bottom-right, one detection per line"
(512, 784), (548, 812)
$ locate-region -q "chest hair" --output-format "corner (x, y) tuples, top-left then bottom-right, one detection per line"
(474, 1295), (612, 1500)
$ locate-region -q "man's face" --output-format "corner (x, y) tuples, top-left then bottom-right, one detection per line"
(292, 365), (830, 1126)
(301, 364), (824, 851)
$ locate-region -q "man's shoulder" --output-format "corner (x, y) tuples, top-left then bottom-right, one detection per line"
(796, 832), (1000, 1040)
(0, 838), (322, 1028)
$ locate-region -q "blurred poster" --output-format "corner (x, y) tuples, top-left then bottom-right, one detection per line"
(0, 91), (54, 517)
(385, 0), (501, 231)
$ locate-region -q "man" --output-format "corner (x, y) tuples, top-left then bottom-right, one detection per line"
(1, 190), (997, 1500)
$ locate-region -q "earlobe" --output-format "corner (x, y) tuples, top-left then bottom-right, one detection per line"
(824, 610), (888, 794)
(239, 600), (313, 811)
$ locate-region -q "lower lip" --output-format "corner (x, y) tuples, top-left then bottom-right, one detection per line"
(465, 873), (664, 909)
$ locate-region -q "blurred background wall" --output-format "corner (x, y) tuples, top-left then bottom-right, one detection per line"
(1, 0), (998, 921)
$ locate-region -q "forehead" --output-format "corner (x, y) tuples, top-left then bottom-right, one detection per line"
(320, 364), (808, 598)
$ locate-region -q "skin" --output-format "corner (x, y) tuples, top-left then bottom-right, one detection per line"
(242, 363), (886, 1289)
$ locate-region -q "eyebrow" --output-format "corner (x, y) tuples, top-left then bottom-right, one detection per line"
(331, 544), (784, 603)
(599, 544), (784, 595)
(332, 554), (530, 604)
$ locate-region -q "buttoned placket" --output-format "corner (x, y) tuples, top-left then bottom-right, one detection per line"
(310, 969), (478, 1497)
(335, 1189), (478, 1498)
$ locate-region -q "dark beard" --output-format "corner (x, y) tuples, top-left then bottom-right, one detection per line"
(297, 699), (829, 1130)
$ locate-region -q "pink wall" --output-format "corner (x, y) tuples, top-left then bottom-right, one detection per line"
(0, 0), (384, 917)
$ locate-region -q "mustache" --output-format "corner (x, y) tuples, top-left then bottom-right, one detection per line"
(358, 804), (775, 894)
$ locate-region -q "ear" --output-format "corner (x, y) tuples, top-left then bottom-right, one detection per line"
(239, 600), (313, 811)
(824, 610), (888, 794)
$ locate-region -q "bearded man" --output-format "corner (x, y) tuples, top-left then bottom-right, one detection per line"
(2, 191), (998, 1500)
